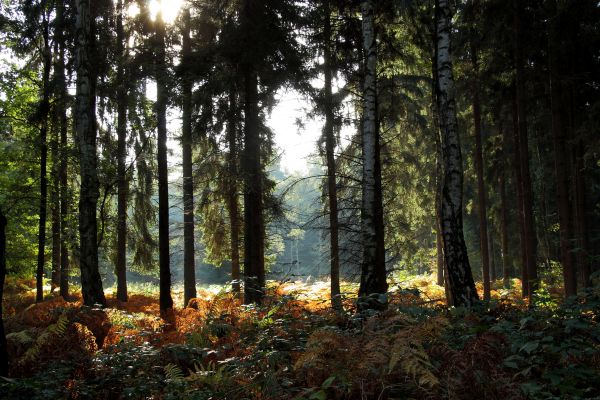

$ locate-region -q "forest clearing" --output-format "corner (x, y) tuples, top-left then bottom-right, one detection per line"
(1, 0), (599, 398)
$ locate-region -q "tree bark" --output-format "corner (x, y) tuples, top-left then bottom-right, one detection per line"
(499, 169), (511, 288)
(76, 0), (106, 306)
(574, 139), (590, 288)
(435, 0), (479, 307)
(513, 0), (537, 298)
(51, 105), (61, 293)
(0, 208), (8, 377)
(323, 0), (342, 311)
(56, 0), (69, 299)
(226, 89), (241, 296)
(470, 41), (490, 300)
(36, 7), (52, 303)
(357, 0), (388, 309)
(242, 0), (265, 305)
(115, 0), (128, 302)
(155, 13), (173, 312)
(181, 9), (196, 307)
(549, 10), (576, 297)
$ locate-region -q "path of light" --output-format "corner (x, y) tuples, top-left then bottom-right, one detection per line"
(149, 0), (184, 24)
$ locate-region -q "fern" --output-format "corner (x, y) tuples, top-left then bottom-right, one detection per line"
(6, 330), (33, 345)
(18, 314), (69, 365)
(164, 363), (185, 381)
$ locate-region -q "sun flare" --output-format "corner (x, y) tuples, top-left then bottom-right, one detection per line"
(149, 0), (184, 24)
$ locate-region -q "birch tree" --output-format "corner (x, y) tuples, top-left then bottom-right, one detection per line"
(434, 0), (478, 307)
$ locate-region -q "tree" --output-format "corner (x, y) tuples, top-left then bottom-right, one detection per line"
(154, 11), (173, 312)
(75, 0), (106, 307)
(0, 208), (8, 377)
(434, 0), (478, 307)
(181, 8), (196, 306)
(357, 0), (388, 309)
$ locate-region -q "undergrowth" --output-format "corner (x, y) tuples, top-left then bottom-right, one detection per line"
(1, 276), (599, 399)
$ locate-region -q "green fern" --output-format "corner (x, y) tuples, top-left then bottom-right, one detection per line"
(18, 314), (69, 365)
(6, 330), (34, 345)
(164, 363), (185, 381)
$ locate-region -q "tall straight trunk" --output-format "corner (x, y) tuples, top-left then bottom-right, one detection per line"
(549, 13), (576, 297)
(76, 0), (106, 306)
(323, 0), (342, 311)
(511, 92), (528, 298)
(574, 139), (590, 288)
(242, 0), (265, 305)
(513, 0), (537, 298)
(435, 0), (479, 307)
(489, 229), (496, 282)
(499, 170), (511, 288)
(226, 89), (241, 296)
(56, 0), (69, 299)
(155, 13), (173, 312)
(115, 0), (128, 302)
(470, 42), (490, 300)
(357, 0), (387, 308)
(432, 26), (444, 288)
(181, 9), (196, 306)
(51, 110), (61, 292)
(36, 9), (52, 303)
(0, 209), (7, 377)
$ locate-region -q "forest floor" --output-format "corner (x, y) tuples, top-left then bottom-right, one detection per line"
(1, 275), (600, 399)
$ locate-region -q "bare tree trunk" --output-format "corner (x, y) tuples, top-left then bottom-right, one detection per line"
(574, 139), (590, 288)
(0, 208), (8, 377)
(489, 228), (496, 282)
(181, 9), (196, 307)
(511, 92), (528, 298)
(115, 0), (128, 302)
(357, 0), (387, 309)
(76, 0), (106, 306)
(432, 25), (444, 288)
(513, 0), (537, 298)
(549, 10), (576, 297)
(435, 0), (479, 307)
(226, 89), (241, 296)
(323, 0), (342, 311)
(56, 0), (69, 299)
(51, 110), (61, 293)
(470, 42), (490, 301)
(155, 13), (173, 312)
(242, 0), (265, 305)
(499, 170), (511, 288)
(36, 8), (52, 303)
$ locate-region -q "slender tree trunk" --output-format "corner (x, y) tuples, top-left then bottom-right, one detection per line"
(489, 228), (496, 282)
(115, 0), (128, 302)
(470, 42), (490, 300)
(511, 92), (528, 298)
(323, 0), (342, 311)
(181, 9), (196, 307)
(499, 170), (511, 288)
(226, 89), (241, 296)
(357, 0), (387, 309)
(241, 0), (265, 305)
(56, 0), (69, 299)
(155, 13), (173, 312)
(36, 9), (52, 303)
(435, 0), (479, 307)
(0, 208), (8, 377)
(51, 110), (61, 293)
(76, 0), (105, 307)
(513, 0), (537, 298)
(574, 139), (590, 288)
(549, 13), (576, 297)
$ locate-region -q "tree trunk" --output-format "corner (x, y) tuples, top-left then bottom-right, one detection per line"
(470, 42), (490, 301)
(323, 0), (342, 311)
(56, 0), (69, 299)
(76, 0), (106, 307)
(549, 11), (576, 297)
(242, 0), (265, 305)
(489, 228), (496, 282)
(511, 91), (528, 298)
(181, 9), (196, 307)
(0, 208), (8, 377)
(115, 0), (128, 302)
(155, 13), (173, 312)
(574, 139), (590, 288)
(499, 170), (511, 288)
(513, 0), (537, 298)
(435, 0), (479, 307)
(51, 108), (61, 293)
(357, 0), (388, 309)
(36, 9), (52, 303)
(432, 25), (444, 288)
(226, 89), (241, 296)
